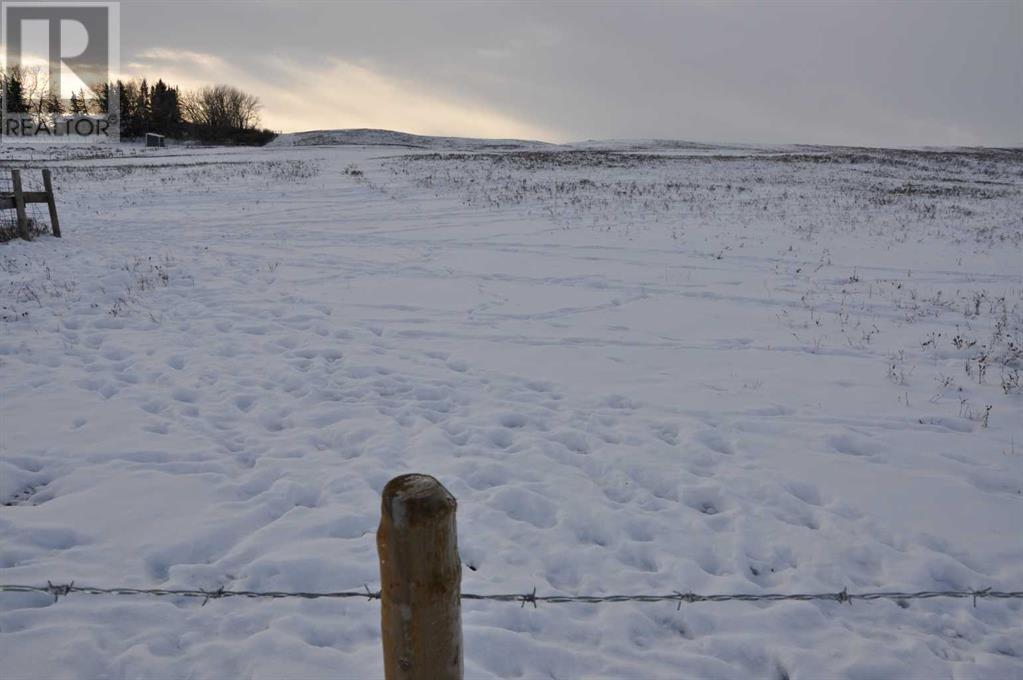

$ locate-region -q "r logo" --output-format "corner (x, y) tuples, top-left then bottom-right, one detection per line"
(2, 2), (119, 141)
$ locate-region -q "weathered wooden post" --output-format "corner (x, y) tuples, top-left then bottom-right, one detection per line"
(377, 474), (463, 680)
(11, 169), (30, 241)
(42, 169), (61, 238)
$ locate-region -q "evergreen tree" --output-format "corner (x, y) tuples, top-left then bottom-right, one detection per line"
(150, 79), (181, 136)
(3, 67), (29, 113)
(118, 80), (146, 138)
(90, 82), (110, 114)
(138, 79), (151, 130)
(69, 91), (88, 115)
(43, 91), (65, 116)
(115, 80), (127, 132)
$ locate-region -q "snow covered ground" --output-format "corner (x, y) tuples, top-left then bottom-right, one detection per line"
(1, 138), (1021, 679)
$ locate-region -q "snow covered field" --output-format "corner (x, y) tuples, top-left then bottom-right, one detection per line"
(1, 137), (1021, 679)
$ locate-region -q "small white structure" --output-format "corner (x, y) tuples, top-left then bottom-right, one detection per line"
(145, 133), (165, 148)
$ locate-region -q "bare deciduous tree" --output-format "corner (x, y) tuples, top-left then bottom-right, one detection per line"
(181, 85), (261, 137)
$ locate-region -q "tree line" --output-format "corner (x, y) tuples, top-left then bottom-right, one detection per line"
(2, 66), (276, 145)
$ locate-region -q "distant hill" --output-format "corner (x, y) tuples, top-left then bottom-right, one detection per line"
(267, 128), (555, 151)
(266, 129), (1000, 155)
(267, 128), (769, 155)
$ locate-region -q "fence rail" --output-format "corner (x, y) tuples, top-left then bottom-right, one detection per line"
(2, 582), (1020, 608)
(1, 168), (61, 239)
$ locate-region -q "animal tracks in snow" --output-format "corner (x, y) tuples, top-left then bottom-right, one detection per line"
(1, 144), (1020, 679)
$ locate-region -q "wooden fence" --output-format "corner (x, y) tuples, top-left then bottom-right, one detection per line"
(1, 169), (61, 240)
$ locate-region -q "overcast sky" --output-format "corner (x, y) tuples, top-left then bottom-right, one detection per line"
(119, 0), (1021, 147)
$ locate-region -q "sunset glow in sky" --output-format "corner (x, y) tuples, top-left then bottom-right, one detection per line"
(116, 0), (1021, 146)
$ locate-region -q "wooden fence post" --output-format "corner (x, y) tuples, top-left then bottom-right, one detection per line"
(11, 169), (30, 241)
(377, 474), (463, 680)
(42, 169), (61, 238)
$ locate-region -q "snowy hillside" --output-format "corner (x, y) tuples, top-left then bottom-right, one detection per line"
(1, 139), (1021, 679)
(270, 128), (750, 154)
(269, 128), (555, 151)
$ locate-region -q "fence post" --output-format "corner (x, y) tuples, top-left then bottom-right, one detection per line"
(11, 169), (30, 241)
(377, 474), (463, 680)
(42, 169), (61, 238)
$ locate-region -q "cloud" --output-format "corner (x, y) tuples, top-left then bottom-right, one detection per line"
(130, 48), (562, 140)
(113, 0), (1022, 146)
(137, 48), (227, 70)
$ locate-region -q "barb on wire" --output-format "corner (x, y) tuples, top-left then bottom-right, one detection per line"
(46, 580), (73, 603)
(2, 583), (1021, 608)
(200, 586), (225, 607)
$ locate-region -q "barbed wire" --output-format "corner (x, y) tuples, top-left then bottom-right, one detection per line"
(1, 583), (1020, 609)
